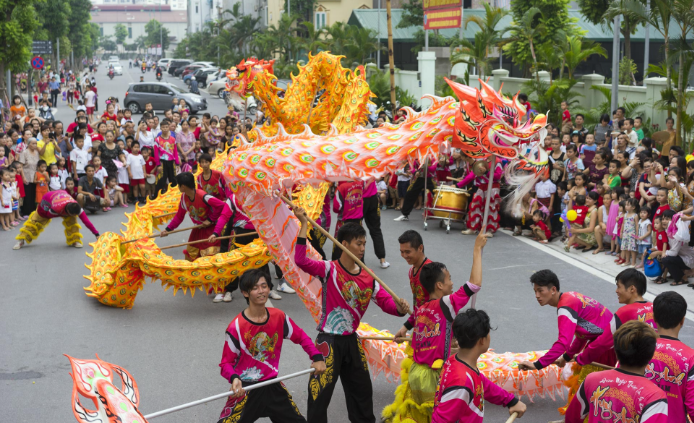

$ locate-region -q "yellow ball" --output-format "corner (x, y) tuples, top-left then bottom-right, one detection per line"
(567, 210), (578, 222)
(559, 217), (564, 223)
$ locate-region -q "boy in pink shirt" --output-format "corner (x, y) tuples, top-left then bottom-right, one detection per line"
(218, 269), (325, 422)
(432, 309), (526, 422)
(386, 233), (488, 422)
(294, 207), (410, 423)
(646, 291), (694, 422)
(565, 320), (668, 423)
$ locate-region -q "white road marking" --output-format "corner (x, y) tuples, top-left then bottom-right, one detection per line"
(502, 229), (694, 322)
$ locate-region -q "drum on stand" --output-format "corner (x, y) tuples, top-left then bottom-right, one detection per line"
(431, 186), (469, 221)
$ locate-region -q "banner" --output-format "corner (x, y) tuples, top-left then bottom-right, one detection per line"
(423, 0), (462, 9)
(424, 7), (462, 30)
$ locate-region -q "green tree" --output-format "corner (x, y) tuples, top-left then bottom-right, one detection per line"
(452, 32), (494, 77)
(100, 36), (117, 52)
(562, 36), (607, 79)
(144, 19), (170, 52)
(504, 0), (576, 75)
(0, 0), (41, 97)
(342, 26), (382, 67)
(299, 21), (327, 55)
(603, 1), (643, 66)
(501, 7), (546, 83)
(397, 0), (423, 29)
(34, 0), (71, 63)
(67, 0), (95, 61)
(670, 0), (694, 144)
(114, 23), (128, 45)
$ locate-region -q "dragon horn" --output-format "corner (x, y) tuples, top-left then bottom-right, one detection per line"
(444, 77), (478, 103)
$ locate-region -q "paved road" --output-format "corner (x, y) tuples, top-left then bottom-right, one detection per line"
(2, 63), (693, 423)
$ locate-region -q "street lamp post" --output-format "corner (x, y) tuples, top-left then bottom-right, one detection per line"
(160, 2), (163, 58)
(611, 14), (620, 114)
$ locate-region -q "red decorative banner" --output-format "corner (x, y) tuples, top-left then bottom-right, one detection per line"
(423, 7), (462, 30)
(423, 0), (462, 10)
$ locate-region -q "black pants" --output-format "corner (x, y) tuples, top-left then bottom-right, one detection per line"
(217, 382), (306, 423)
(310, 227), (327, 260)
(307, 333), (375, 423)
(331, 219), (362, 261)
(50, 89), (59, 107)
(222, 227), (272, 293)
(157, 160), (177, 194)
(21, 183), (37, 216)
(661, 255), (690, 282)
(362, 195), (386, 260)
(400, 176), (434, 217)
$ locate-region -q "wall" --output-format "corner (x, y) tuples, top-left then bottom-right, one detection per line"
(314, 0), (371, 28)
(475, 69), (694, 129)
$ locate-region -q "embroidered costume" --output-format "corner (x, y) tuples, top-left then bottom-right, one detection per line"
(218, 307), (324, 423)
(16, 190), (99, 246)
(294, 237), (405, 423)
(165, 189), (232, 260)
(196, 169), (227, 202)
(457, 163), (502, 233)
(646, 335), (694, 422)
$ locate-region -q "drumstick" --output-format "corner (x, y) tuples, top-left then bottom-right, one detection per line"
(159, 232), (258, 250)
(279, 194), (409, 314)
(446, 176), (463, 182)
(121, 225), (203, 244)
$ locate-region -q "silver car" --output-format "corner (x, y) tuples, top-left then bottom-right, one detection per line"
(124, 82), (207, 114)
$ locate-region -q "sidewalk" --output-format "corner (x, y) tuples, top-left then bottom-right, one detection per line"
(500, 229), (694, 321)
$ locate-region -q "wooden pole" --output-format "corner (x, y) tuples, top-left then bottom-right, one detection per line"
(470, 155), (496, 310)
(159, 232), (258, 250)
(153, 211), (176, 219)
(505, 412), (519, 423)
(588, 362), (615, 370)
(386, 0), (396, 117)
(359, 336), (411, 342)
(279, 195), (408, 312)
(121, 225), (203, 245)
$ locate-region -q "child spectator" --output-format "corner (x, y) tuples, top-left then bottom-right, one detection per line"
(636, 206), (652, 269)
(530, 209), (551, 244)
(35, 160), (49, 204)
(105, 176), (127, 208)
(618, 198), (640, 266)
(376, 176), (388, 210)
(535, 171), (556, 211)
(552, 181), (567, 237)
(634, 116), (645, 141)
(65, 177), (77, 199)
(604, 159), (622, 189)
(116, 139), (130, 199)
(205, 118), (222, 149)
(0, 147), (7, 170)
(11, 162), (26, 220)
(70, 135), (89, 180)
(579, 133), (597, 168)
(1, 169), (16, 230)
(48, 163), (61, 191)
(563, 144), (584, 181)
(395, 163), (411, 211)
(57, 157), (69, 189)
(613, 200), (626, 258)
(568, 173), (587, 201)
(126, 141), (146, 204)
(653, 187), (670, 221)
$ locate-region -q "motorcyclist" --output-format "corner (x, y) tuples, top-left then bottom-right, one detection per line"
(141, 61), (147, 73)
(155, 66), (163, 79)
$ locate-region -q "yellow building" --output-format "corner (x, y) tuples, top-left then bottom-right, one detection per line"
(265, 0), (371, 28)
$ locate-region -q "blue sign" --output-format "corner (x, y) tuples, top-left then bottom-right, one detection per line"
(31, 56), (44, 70)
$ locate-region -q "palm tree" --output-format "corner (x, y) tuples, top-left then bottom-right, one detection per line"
(324, 22), (351, 58)
(562, 36), (607, 79)
(501, 7), (545, 84)
(670, 0), (694, 144)
(451, 32), (493, 77)
(342, 26), (382, 67)
(603, 0), (644, 68)
(463, 2), (508, 60)
(536, 30), (569, 83)
(299, 22), (327, 55)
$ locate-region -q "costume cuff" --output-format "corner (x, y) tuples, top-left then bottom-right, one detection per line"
(506, 397), (519, 408)
(229, 374), (240, 384)
(404, 321), (414, 330)
(297, 237), (307, 245)
(562, 353), (573, 362)
(533, 361), (543, 370)
(165, 226), (173, 232)
(213, 232), (219, 237)
(311, 354), (324, 363)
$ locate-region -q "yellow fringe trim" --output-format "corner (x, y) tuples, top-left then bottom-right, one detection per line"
(16, 212), (49, 244)
(382, 347), (435, 423)
(62, 216), (83, 245)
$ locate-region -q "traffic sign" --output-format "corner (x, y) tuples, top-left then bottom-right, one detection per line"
(32, 40), (53, 54)
(31, 56), (44, 70)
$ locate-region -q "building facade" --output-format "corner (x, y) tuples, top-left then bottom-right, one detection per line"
(90, 0), (187, 11)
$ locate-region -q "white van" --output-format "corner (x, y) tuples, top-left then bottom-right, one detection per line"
(109, 55), (119, 62)
(157, 58), (173, 70)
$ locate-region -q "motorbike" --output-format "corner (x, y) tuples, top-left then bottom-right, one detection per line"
(108, 70), (115, 80)
(141, 66), (146, 74)
(156, 72), (163, 81)
(225, 91), (258, 116)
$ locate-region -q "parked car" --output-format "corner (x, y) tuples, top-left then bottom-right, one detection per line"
(208, 76), (229, 99)
(168, 59), (192, 75)
(157, 58), (173, 70)
(185, 68), (217, 86)
(190, 61), (215, 68)
(124, 82), (207, 114)
(178, 65), (203, 78)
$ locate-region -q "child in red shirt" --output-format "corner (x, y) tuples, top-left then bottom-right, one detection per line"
(530, 209), (552, 243)
(653, 187), (670, 221)
(571, 195), (589, 226)
(561, 100), (572, 135)
(652, 216), (669, 254)
(12, 162), (27, 219)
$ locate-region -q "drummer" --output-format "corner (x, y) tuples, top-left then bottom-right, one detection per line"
(429, 153), (452, 184)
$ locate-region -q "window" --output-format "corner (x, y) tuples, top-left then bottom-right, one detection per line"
(128, 27), (132, 38)
(99, 26), (104, 36)
(315, 11), (326, 29)
(195, 4), (198, 12)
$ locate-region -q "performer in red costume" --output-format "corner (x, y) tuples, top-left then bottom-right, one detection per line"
(565, 320), (668, 423)
(432, 309), (527, 422)
(647, 291), (694, 422)
(218, 269), (326, 423)
(14, 190), (100, 250)
(331, 180), (364, 260)
(160, 172), (232, 261)
(398, 230), (434, 308)
(459, 159), (503, 235)
(575, 268), (655, 366)
(294, 206), (410, 423)
(196, 153), (227, 201)
(519, 269), (614, 371)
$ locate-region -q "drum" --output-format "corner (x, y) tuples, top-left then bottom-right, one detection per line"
(431, 186), (469, 220)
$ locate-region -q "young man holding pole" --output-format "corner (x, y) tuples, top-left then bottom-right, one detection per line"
(294, 206), (410, 423)
(398, 230), (433, 308)
(384, 232), (489, 422)
(218, 268), (326, 423)
(160, 172), (232, 261)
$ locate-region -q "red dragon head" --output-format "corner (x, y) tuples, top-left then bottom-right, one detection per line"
(226, 58), (275, 99)
(445, 77), (550, 215)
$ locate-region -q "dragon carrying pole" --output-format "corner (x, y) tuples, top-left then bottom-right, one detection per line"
(470, 154), (496, 310)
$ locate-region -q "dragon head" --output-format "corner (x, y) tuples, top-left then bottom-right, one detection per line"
(226, 58), (275, 99)
(445, 77), (550, 215)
